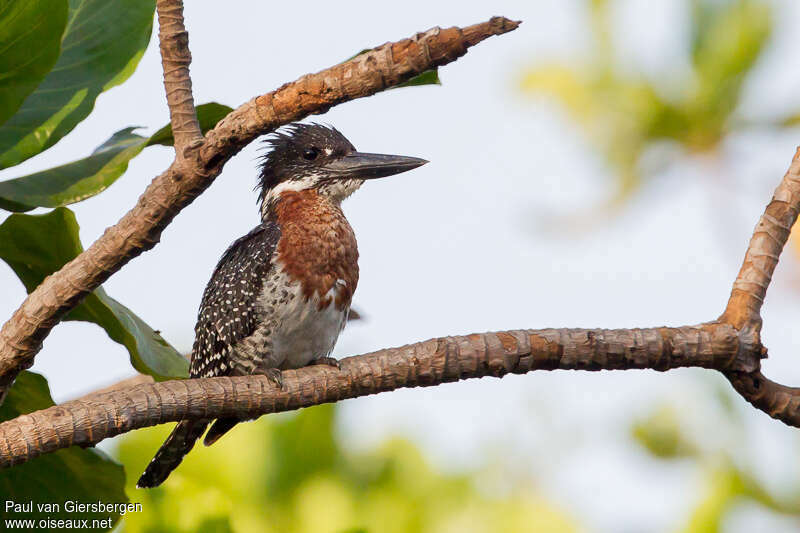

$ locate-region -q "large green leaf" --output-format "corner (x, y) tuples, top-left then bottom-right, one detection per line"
(0, 371), (127, 530)
(0, 0), (68, 127)
(0, 128), (147, 212)
(0, 102), (233, 213)
(0, 0), (156, 169)
(0, 208), (189, 379)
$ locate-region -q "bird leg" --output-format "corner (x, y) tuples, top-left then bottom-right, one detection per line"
(232, 342), (284, 389)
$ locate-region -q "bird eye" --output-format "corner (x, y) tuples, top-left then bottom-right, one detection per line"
(303, 147), (319, 160)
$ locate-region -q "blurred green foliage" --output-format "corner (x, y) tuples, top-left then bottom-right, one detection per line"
(521, 0), (777, 206)
(632, 406), (697, 459)
(116, 405), (579, 533)
(632, 388), (800, 532)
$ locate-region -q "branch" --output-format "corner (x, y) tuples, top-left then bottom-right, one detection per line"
(156, 0), (203, 156)
(720, 145), (800, 329)
(0, 324), (747, 467)
(717, 145), (800, 421)
(72, 374), (154, 402)
(0, 17), (521, 400)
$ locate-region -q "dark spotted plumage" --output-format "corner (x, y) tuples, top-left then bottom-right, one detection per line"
(137, 122), (427, 489)
(190, 223), (279, 378)
(137, 222), (280, 489)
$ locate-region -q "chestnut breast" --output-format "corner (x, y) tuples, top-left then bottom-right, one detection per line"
(272, 189), (359, 311)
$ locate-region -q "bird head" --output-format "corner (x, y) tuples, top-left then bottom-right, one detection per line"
(257, 123), (427, 215)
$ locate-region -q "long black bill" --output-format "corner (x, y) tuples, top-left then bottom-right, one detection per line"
(324, 152), (428, 180)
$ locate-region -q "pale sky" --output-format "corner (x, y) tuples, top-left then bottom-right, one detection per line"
(1, 1), (799, 531)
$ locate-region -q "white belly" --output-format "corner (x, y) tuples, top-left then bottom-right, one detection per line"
(270, 281), (348, 369)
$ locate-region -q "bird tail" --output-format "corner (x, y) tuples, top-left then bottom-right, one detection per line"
(136, 419), (209, 488)
(203, 417), (240, 446)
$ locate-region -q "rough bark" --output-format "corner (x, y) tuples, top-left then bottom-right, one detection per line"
(720, 146), (800, 330)
(0, 16), (521, 400)
(717, 145), (800, 422)
(156, 0), (203, 158)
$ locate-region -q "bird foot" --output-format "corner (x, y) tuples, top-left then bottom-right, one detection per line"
(309, 357), (341, 369)
(263, 368), (284, 389)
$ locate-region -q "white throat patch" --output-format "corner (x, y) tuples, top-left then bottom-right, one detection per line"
(260, 174), (363, 218)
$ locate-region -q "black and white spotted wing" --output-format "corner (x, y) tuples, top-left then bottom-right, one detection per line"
(137, 223), (280, 488)
(189, 222), (280, 378)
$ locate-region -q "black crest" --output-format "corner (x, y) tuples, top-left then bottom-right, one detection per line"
(257, 123), (356, 204)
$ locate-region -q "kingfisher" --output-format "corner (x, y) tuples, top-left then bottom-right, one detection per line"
(137, 123), (427, 488)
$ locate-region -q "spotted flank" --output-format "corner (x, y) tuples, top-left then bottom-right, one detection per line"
(190, 223), (280, 379)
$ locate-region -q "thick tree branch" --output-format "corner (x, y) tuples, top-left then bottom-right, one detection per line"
(0, 17), (520, 401)
(156, 0), (203, 156)
(0, 324), (748, 467)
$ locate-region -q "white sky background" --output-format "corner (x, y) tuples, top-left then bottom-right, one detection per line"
(1, 0), (800, 531)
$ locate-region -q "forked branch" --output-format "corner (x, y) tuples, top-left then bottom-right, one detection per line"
(719, 145), (800, 422)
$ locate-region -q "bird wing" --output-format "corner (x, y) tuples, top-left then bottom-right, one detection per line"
(189, 221), (280, 378)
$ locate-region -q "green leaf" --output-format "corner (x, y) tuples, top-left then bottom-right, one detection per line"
(0, 0), (156, 169)
(0, 0), (68, 127)
(396, 69), (441, 88)
(148, 102), (234, 147)
(0, 208), (189, 379)
(0, 371), (128, 529)
(780, 112), (800, 128)
(0, 128), (147, 212)
(69, 288), (190, 380)
(347, 49), (440, 88)
(0, 102), (232, 213)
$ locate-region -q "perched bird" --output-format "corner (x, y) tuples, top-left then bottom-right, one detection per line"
(137, 123), (427, 488)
